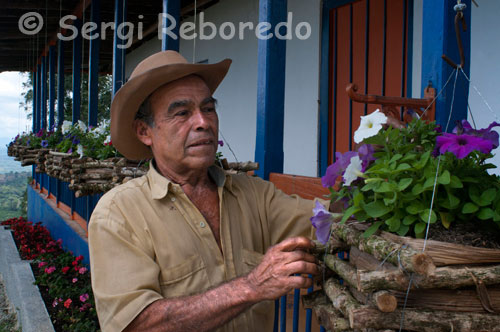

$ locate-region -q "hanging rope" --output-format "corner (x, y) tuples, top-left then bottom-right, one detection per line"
(459, 68), (500, 122)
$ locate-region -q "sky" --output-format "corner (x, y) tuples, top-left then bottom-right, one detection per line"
(0, 72), (31, 148)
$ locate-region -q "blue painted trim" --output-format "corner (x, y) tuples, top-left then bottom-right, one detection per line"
(88, 0), (101, 128)
(292, 287), (300, 332)
(273, 299), (279, 332)
(48, 46), (56, 129)
(318, 2), (332, 177)
(406, 0), (413, 97)
(305, 275), (313, 332)
(27, 185), (89, 265)
(33, 69), (38, 132)
(72, 19), (82, 124)
(36, 63), (42, 132)
(401, 0), (407, 99)
(320, 326), (326, 332)
(254, 0), (287, 180)
(162, 0), (180, 51)
(279, 294), (287, 332)
(113, 0), (126, 96)
(57, 40), (65, 128)
(421, 0), (470, 129)
(41, 56), (47, 130)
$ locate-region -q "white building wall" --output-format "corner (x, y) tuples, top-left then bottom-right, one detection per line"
(126, 0), (321, 177)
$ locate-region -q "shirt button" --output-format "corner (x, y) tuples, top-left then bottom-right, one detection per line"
(170, 197), (176, 202)
(199, 221), (206, 228)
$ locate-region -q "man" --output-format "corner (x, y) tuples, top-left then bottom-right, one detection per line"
(89, 51), (327, 332)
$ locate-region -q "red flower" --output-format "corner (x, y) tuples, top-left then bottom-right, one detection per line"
(76, 255), (84, 261)
(44, 266), (56, 274)
(63, 299), (72, 308)
(61, 266), (70, 274)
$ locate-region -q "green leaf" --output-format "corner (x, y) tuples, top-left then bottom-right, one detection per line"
(414, 151), (430, 169)
(402, 215), (417, 225)
(419, 209), (437, 224)
(398, 178), (413, 191)
(362, 221), (383, 238)
(341, 206), (361, 224)
(478, 208), (494, 220)
(385, 215), (401, 232)
(449, 175), (463, 188)
(439, 211), (452, 229)
(353, 191), (365, 206)
(414, 222), (427, 236)
(411, 183), (424, 195)
(397, 224), (410, 236)
(437, 170), (451, 185)
(423, 177), (435, 190)
(447, 193), (460, 210)
(479, 188), (496, 206)
(462, 202), (479, 214)
(374, 181), (396, 193)
(389, 154), (403, 164)
(383, 192), (398, 205)
(363, 200), (392, 218)
(396, 163), (411, 171)
(406, 201), (425, 215)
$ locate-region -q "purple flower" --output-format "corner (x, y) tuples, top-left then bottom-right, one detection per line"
(310, 201), (334, 245)
(453, 120), (500, 149)
(36, 129), (44, 137)
(218, 140), (224, 147)
(322, 151), (358, 187)
(26, 139), (31, 147)
(41, 140), (48, 148)
(72, 138), (80, 145)
(357, 144), (375, 171)
(436, 133), (493, 159)
(67, 148), (73, 154)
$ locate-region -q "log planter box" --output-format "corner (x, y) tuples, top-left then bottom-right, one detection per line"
(306, 221), (500, 332)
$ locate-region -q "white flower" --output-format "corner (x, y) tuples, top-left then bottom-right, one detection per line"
(353, 109), (387, 143)
(61, 120), (72, 134)
(77, 120), (87, 132)
(343, 156), (364, 186)
(104, 135), (111, 144)
(77, 144), (84, 159)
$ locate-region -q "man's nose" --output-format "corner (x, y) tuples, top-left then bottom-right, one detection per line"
(192, 109), (210, 131)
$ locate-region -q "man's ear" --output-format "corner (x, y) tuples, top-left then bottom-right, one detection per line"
(134, 119), (153, 147)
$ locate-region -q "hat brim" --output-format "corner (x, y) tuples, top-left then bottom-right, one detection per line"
(110, 59), (232, 161)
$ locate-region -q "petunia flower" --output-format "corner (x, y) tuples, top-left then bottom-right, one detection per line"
(104, 135), (111, 145)
(354, 109), (387, 143)
(357, 144), (375, 171)
(79, 293), (89, 302)
(436, 133), (493, 159)
(61, 120), (72, 134)
(64, 299), (72, 308)
(322, 151), (358, 188)
(61, 266), (70, 274)
(218, 140), (224, 147)
(77, 144), (84, 158)
(41, 140), (48, 148)
(72, 278), (78, 283)
(78, 267), (88, 274)
(45, 266), (56, 274)
(310, 201), (334, 245)
(77, 120), (87, 132)
(343, 156), (364, 186)
(454, 120), (500, 149)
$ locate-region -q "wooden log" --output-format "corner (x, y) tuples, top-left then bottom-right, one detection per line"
(349, 306), (500, 331)
(331, 222), (435, 275)
(380, 231), (500, 266)
(21, 159), (36, 166)
(388, 287), (500, 313)
(323, 278), (361, 319)
(348, 287), (398, 313)
(348, 246), (398, 272)
(49, 151), (72, 157)
(313, 303), (351, 332)
(227, 161), (259, 172)
(325, 254), (500, 292)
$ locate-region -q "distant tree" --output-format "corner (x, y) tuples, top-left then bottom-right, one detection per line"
(20, 72), (112, 127)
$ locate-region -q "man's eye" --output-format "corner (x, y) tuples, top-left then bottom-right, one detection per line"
(175, 110), (188, 117)
(203, 107), (216, 113)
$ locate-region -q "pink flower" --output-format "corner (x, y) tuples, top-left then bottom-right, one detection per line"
(61, 266), (70, 274)
(52, 299), (59, 308)
(64, 298), (72, 308)
(78, 267), (88, 274)
(79, 293), (89, 302)
(72, 278), (78, 283)
(44, 266), (56, 274)
(38, 261), (47, 268)
(79, 303), (91, 312)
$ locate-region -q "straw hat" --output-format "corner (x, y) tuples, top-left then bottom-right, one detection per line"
(110, 51), (231, 160)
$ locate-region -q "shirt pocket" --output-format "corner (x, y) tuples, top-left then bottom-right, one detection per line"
(159, 254), (208, 298)
(241, 248), (264, 274)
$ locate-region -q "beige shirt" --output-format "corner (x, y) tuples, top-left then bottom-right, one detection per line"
(89, 164), (324, 332)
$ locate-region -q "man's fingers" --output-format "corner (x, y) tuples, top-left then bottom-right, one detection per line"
(285, 250), (318, 265)
(287, 275), (314, 289)
(284, 261), (319, 276)
(274, 237), (315, 252)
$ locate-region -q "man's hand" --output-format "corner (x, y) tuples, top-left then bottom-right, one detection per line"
(245, 237), (319, 302)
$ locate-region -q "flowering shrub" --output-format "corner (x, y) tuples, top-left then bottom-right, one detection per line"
(8, 119), (120, 160)
(1, 217), (100, 331)
(313, 111), (500, 242)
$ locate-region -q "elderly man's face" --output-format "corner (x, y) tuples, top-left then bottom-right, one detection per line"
(138, 75), (219, 173)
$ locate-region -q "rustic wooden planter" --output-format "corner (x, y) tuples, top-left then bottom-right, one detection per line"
(306, 221), (500, 332)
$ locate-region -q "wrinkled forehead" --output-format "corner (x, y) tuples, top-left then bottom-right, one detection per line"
(150, 74), (210, 103)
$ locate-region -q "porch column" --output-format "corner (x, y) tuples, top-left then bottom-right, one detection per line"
(57, 40), (65, 128)
(32, 68), (38, 132)
(36, 62), (42, 132)
(49, 45), (56, 129)
(88, 0), (101, 127)
(41, 56), (47, 130)
(421, 0), (471, 130)
(113, 0), (127, 96)
(254, 0), (287, 181)
(161, 0), (180, 51)
(72, 19), (83, 124)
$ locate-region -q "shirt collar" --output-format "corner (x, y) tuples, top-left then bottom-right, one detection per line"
(147, 161), (233, 200)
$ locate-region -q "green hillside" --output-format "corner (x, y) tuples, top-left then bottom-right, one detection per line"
(0, 171), (29, 220)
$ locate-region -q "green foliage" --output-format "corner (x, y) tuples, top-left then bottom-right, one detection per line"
(331, 119), (500, 237)
(0, 172), (29, 220)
